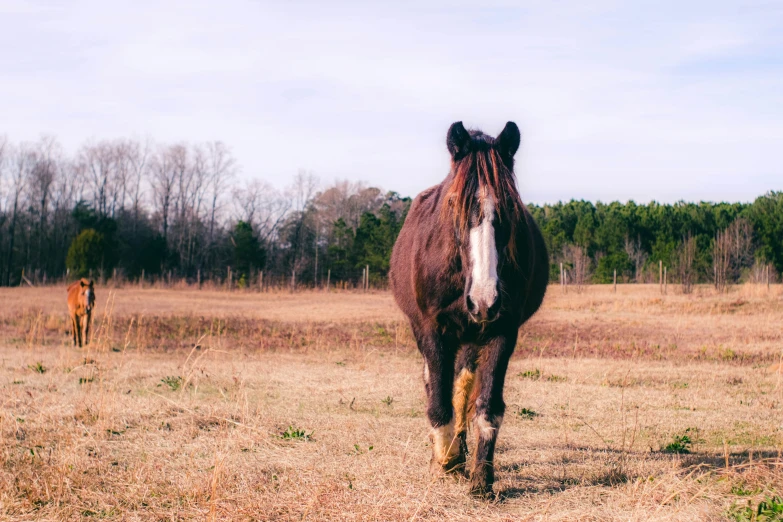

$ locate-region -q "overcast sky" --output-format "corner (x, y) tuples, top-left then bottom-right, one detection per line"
(1, 1), (781, 204)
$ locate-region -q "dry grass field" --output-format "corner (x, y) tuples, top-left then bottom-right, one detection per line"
(2, 284), (783, 521)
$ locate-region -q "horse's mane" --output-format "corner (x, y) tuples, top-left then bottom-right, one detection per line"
(440, 131), (524, 266)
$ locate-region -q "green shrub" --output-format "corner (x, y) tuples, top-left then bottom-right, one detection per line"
(66, 229), (105, 277)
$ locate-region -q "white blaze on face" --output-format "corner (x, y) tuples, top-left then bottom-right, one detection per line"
(468, 194), (498, 311)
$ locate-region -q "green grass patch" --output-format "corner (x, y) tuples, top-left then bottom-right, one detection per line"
(517, 408), (538, 420)
(729, 495), (783, 521)
(161, 376), (183, 391)
(28, 362), (46, 374)
(279, 426), (313, 442)
(519, 369), (541, 380)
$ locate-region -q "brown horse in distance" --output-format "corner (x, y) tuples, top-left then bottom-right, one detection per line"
(389, 121), (549, 497)
(67, 278), (96, 347)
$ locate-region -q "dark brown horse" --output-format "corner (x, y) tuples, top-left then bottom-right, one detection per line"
(389, 121), (548, 496)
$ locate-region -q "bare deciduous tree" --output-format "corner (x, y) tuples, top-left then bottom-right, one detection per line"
(713, 218), (753, 292)
(624, 236), (648, 283)
(126, 138), (152, 229)
(150, 146), (178, 242)
(80, 141), (117, 218)
(232, 179), (290, 242)
(564, 244), (590, 292)
(677, 233), (696, 294)
(5, 143), (32, 283)
(205, 141), (237, 247)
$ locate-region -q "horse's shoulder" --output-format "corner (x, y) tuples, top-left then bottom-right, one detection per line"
(409, 184), (444, 219)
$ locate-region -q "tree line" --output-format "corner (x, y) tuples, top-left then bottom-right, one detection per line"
(529, 196), (783, 290)
(0, 135), (409, 289)
(0, 135), (780, 290)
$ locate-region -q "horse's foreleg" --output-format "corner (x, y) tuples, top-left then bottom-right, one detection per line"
(470, 331), (517, 497)
(416, 326), (459, 474)
(452, 344), (479, 469)
(71, 315), (78, 346)
(84, 313), (91, 345)
(76, 315), (83, 348)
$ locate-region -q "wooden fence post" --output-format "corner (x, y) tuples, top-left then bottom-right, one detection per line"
(259, 270), (263, 292)
(227, 266), (232, 291)
(659, 260), (663, 295)
(291, 269), (296, 292)
(768, 264), (771, 291)
(365, 264), (370, 291)
(613, 269), (617, 293)
(326, 269), (331, 292)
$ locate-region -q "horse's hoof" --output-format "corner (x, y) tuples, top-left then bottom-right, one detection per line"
(469, 471), (494, 498)
(430, 453), (467, 478)
(469, 482), (494, 499)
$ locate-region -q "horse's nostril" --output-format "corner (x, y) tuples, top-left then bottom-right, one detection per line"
(488, 297), (500, 314)
(465, 295), (476, 314)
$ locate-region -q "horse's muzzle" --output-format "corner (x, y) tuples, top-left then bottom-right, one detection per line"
(465, 293), (501, 324)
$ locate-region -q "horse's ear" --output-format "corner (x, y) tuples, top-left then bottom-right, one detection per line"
(80, 280), (86, 287)
(446, 121), (471, 160)
(495, 121), (520, 159)
(89, 280), (94, 287)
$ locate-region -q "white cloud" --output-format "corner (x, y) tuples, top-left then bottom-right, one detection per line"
(0, 0), (781, 203)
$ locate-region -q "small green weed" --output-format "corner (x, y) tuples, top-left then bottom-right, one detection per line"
(29, 362), (46, 374)
(662, 429), (697, 454)
(663, 435), (691, 454)
(731, 483), (760, 496)
(352, 443), (374, 455)
(381, 396), (394, 406)
(79, 376), (94, 385)
(374, 325), (393, 343)
(517, 408), (538, 420)
(279, 426), (313, 441)
(518, 369), (566, 382)
(519, 369), (541, 380)
(161, 376), (183, 391)
(720, 347), (738, 362)
(729, 495), (783, 521)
